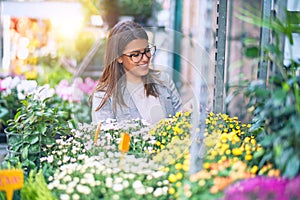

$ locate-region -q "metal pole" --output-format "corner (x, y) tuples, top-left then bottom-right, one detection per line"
(213, 0), (227, 113)
(173, 0), (182, 89)
(257, 0), (271, 83)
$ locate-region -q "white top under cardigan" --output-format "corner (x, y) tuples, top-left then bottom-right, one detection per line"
(126, 81), (165, 124)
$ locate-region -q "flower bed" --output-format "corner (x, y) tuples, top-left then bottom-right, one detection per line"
(1, 78), (299, 200)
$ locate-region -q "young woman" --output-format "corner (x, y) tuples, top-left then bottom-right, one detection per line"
(90, 21), (182, 124)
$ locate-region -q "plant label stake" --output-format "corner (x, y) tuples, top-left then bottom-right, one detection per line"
(0, 169), (24, 200)
(94, 121), (103, 145)
(118, 132), (130, 169)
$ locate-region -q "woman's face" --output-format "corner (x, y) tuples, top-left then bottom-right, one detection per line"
(118, 39), (151, 82)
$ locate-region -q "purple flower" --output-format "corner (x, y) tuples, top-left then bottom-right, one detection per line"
(285, 175), (300, 200)
(223, 176), (288, 200)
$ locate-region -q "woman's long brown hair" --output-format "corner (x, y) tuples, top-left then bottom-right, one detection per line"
(90, 21), (161, 113)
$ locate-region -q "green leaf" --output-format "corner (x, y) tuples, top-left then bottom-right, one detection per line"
(284, 154), (300, 178)
(253, 149), (265, 159)
(29, 143), (40, 153)
(30, 136), (39, 145)
(41, 136), (55, 145)
(244, 46), (259, 58)
(7, 134), (21, 145)
(21, 145), (29, 161)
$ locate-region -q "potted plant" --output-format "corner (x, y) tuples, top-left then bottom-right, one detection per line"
(4, 84), (72, 172)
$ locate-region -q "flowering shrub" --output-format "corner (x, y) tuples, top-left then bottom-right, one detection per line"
(223, 175), (300, 200)
(0, 76), (36, 131)
(0, 76), (97, 132)
(148, 111), (191, 154)
(55, 77), (97, 123)
(152, 138), (190, 199)
(179, 112), (280, 199)
(48, 154), (169, 200)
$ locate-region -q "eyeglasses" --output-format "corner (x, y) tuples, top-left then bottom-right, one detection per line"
(123, 44), (156, 63)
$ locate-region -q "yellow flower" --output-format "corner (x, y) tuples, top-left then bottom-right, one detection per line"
(175, 163), (183, 170)
(244, 137), (251, 143)
(203, 162), (210, 169)
(156, 141), (161, 146)
(168, 187), (176, 195)
(184, 111), (190, 117)
(251, 139), (257, 145)
(176, 172), (183, 180)
(175, 112), (182, 118)
(168, 174), (177, 183)
(176, 182), (182, 188)
(210, 150), (218, 157)
(183, 164), (189, 171)
(225, 149), (231, 155)
(232, 148), (243, 156)
(245, 154), (252, 161)
(251, 165), (258, 174)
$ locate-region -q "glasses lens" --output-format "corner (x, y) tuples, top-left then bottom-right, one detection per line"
(131, 53), (142, 62)
(145, 46), (156, 58)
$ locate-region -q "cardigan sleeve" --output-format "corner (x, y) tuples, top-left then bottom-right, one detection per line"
(159, 71), (182, 115)
(91, 91), (115, 123)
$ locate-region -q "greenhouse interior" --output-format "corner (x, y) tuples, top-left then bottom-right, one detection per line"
(0, 0), (300, 199)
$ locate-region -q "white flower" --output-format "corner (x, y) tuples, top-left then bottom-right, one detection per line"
(52, 180), (60, 188)
(48, 155), (54, 163)
(146, 187), (154, 193)
(73, 177), (80, 183)
(153, 188), (163, 197)
(17, 80), (37, 99)
(63, 175), (72, 182)
(132, 180), (143, 189)
(48, 183), (54, 190)
(135, 187), (146, 195)
(76, 184), (91, 195)
(1, 76), (21, 95)
(122, 180), (129, 188)
(48, 176), (53, 182)
(105, 177), (113, 188)
(68, 181), (77, 189)
(57, 184), (67, 190)
(60, 194), (70, 200)
(34, 84), (55, 102)
(63, 155), (70, 163)
(72, 194), (80, 200)
(112, 194), (120, 200)
(66, 187), (74, 194)
(112, 183), (124, 192)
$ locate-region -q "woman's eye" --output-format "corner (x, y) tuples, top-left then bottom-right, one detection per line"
(145, 48), (151, 53)
(130, 53), (140, 57)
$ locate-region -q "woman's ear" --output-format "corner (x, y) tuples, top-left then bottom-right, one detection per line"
(117, 57), (123, 64)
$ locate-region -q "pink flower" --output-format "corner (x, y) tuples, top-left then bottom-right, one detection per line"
(0, 79), (4, 91)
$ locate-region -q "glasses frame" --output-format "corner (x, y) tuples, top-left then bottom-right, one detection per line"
(122, 44), (156, 63)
